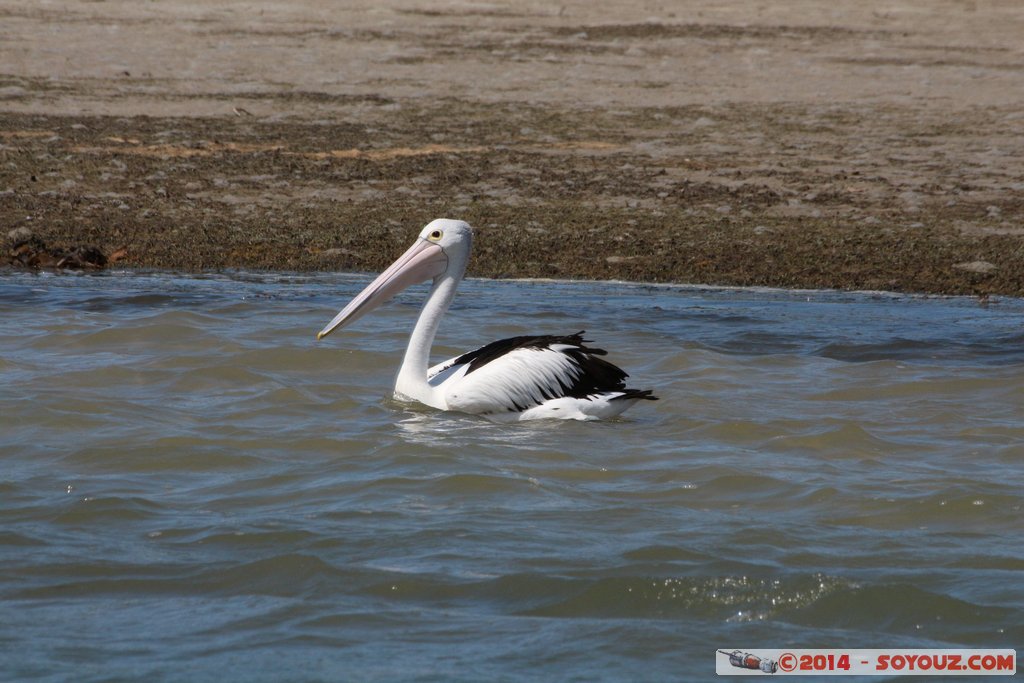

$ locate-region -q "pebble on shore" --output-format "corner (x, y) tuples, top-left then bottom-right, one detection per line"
(3, 227), (122, 270)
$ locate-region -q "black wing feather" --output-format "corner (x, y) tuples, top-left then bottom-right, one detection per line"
(452, 331), (601, 374)
(441, 331), (658, 405)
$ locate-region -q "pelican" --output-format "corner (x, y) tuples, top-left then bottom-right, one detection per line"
(316, 219), (657, 421)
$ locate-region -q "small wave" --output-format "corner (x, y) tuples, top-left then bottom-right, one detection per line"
(513, 572), (854, 621)
(51, 494), (166, 525)
(786, 582), (1022, 644)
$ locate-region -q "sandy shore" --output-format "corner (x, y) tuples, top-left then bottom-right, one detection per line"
(2, 0), (1023, 294)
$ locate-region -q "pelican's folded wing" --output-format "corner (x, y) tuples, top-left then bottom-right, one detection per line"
(435, 332), (636, 415)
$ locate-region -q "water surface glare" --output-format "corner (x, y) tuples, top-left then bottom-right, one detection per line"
(2, 271), (1022, 681)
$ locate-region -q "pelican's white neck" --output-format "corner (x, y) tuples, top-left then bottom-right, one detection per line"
(393, 274), (459, 408)
(387, 218), (472, 409)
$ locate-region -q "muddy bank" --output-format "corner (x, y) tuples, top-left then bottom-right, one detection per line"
(1, 1), (1022, 294)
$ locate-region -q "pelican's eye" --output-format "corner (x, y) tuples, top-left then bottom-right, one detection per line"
(427, 229), (443, 242)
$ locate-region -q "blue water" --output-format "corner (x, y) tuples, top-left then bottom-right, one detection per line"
(1, 271), (1022, 681)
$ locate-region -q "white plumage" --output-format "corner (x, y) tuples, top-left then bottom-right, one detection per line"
(317, 219), (657, 421)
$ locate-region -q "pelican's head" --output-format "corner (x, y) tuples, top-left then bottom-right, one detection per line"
(316, 219), (473, 340)
(418, 218), (472, 260)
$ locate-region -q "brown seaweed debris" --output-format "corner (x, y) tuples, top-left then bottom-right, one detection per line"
(3, 227), (124, 271)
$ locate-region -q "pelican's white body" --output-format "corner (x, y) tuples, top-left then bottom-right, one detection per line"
(419, 346), (645, 422)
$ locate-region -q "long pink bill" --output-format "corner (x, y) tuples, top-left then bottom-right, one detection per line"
(317, 239), (448, 340)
